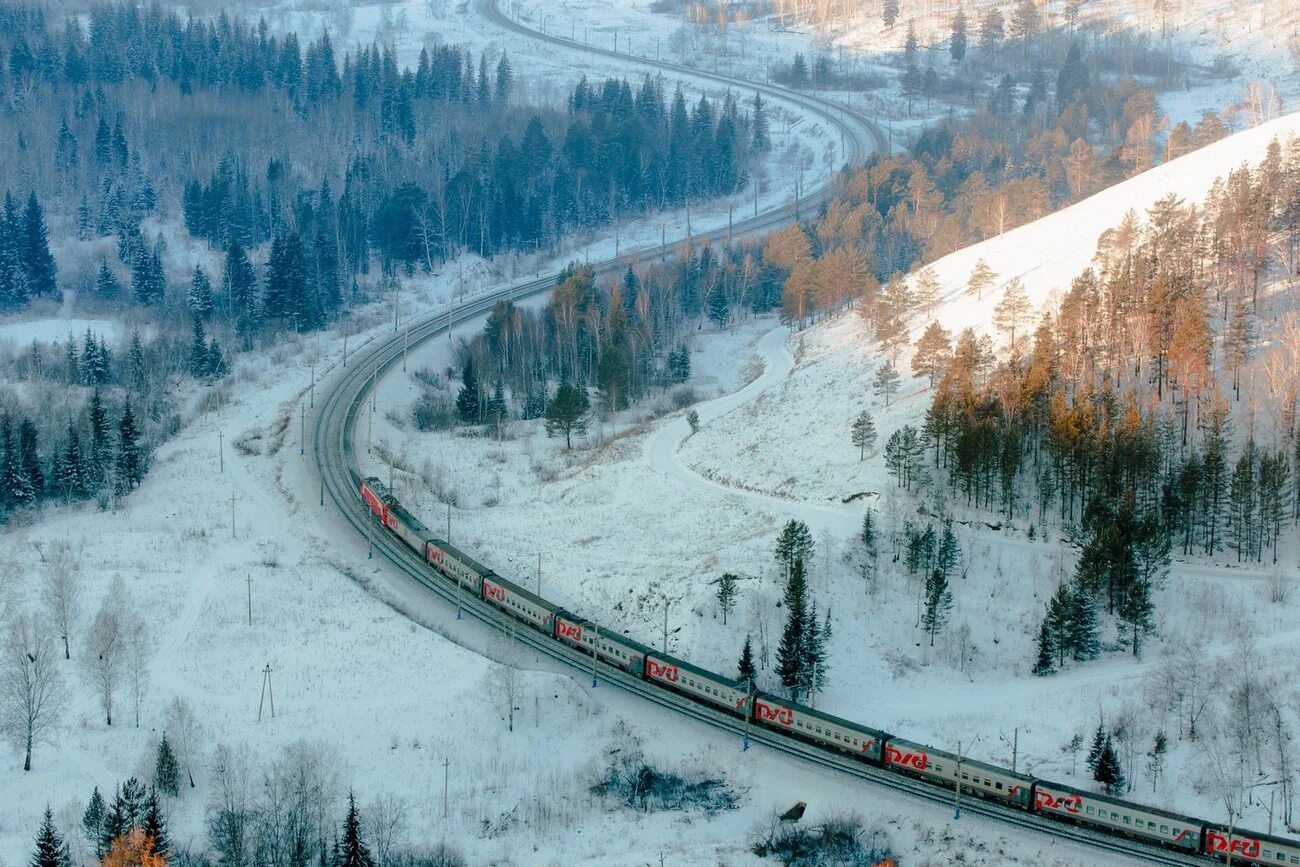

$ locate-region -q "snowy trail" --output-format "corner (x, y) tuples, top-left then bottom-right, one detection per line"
(644, 326), (869, 539)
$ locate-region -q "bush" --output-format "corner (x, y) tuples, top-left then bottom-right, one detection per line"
(753, 813), (893, 867)
(412, 393), (457, 431)
(591, 749), (737, 814)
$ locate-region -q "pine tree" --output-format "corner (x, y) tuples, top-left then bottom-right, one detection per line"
(882, 0), (899, 28)
(23, 192), (58, 298)
(1046, 583), (1073, 667)
(851, 410), (877, 459)
(912, 321), (952, 387)
(776, 557), (809, 701)
(155, 736), (180, 798)
(872, 360), (901, 407)
(83, 787), (106, 857)
(334, 793), (376, 867)
(716, 572), (739, 625)
(774, 520), (814, 572)
(800, 599), (827, 699)
(935, 520), (960, 579)
(114, 398), (142, 495)
(705, 281), (729, 328)
(738, 635), (756, 684)
(992, 278), (1033, 354)
(29, 806), (69, 867)
(455, 359), (481, 424)
(544, 382), (589, 450)
(1068, 580), (1099, 660)
(967, 258), (996, 299)
(951, 9), (968, 62)
(1032, 619), (1054, 675)
(921, 568), (953, 646)
(1146, 730), (1168, 791)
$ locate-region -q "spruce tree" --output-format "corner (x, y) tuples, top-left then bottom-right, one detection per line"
(114, 398), (142, 494)
(455, 359), (482, 424)
(705, 282), (729, 329)
(1094, 734), (1125, 795)
(188, 319), (210, 379)
(800, 599), (827, 699)
(155, 736), (180, 797)
(22, 192), (58, 298)
(142, 788), (169, 858)
(1085, 722), (1106, 775)
(96, 259), (121, 299)
(29, 806), (69, 867)
(872, 360), (901, 406)
(776, 557), (809, 701)
(188, 265), (214, 320)
(738, 635), (756, 684)
(1032, 619), (1054, 675)
(83, 787), (106, 857)
(774, 520), (814, 572)
(851, 410), (876, 459)
(335, 793), (376, 867)
(1068, 582), (1099, 660)
(544, 382), (589, 450)
(950, 9), (968, 62)
(716, 572), (739, 625)
(1046, 583), (1073, 667)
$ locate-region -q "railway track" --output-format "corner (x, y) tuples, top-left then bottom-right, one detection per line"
(312, 5), (1200, 863)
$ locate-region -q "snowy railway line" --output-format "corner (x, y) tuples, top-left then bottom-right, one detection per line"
(308, 6), (1234, 865)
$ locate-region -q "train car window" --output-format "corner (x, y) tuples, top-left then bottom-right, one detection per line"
(996, 782), (1003, 790)
(1085, 806), (1094, 815)
(1160, 825), (1168, 834)
(1123, 816), (1131, 825)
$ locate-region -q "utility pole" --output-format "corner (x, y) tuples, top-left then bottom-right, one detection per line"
(300, 404), (305, 456)
(343, 332), (348, 367)
(230, 492), (236, 538)
(742, 679), (754, 751)
(367, 400), (373, 455)
(319, 475), (324, 507)
(537, 552), (542, 596)
(403, 321), (409, 372)
(954, 737), (978, 819)
(728, 204), (733, 246)
(310, 362), (315, 408)
(442, 757), (450, 818)
(245, 574), (253, 626)
(661, 599), (669, 653)
(218, 430), (224, 472)
(591, 623), (599, 688)
(446, 502), (451, 542)
(257, 664), (276, 721)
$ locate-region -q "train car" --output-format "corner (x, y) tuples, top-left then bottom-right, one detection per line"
(751, 694), (887, 763)
(553, 612), (653, 676)
(482, 574), (559, 632)
(884, 738), (1034, 810)
(643, 653), (749, 714)
(360, 477), (393, 526)
(1202, 825), (1300, 865)
(386, 503), (432, 554)
(1033, 780), (1201, 853)
(423, 538), (493, 595)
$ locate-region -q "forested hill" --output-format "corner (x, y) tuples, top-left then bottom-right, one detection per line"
(0, 3), (766, 332)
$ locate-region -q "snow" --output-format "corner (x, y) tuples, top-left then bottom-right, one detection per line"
(0, 318), (122, 351)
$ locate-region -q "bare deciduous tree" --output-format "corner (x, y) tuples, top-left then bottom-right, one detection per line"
(2, 611), (66, 771)
(41, 542), (82, 660)
(209, 741), (255, 867)
(484, 657), (522, 734)
(365, 793), (409, 867)
(164, 695), (203, 790)
(85, 584), (124, 726)
(126, 625), (152, 728)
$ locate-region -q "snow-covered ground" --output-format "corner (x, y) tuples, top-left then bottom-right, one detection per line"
(355, 108), (1300, 842)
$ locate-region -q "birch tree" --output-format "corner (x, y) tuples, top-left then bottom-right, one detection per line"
(2, 611), (66, 771)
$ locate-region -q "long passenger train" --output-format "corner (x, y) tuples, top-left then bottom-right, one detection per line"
(360, 476), (1300, 865)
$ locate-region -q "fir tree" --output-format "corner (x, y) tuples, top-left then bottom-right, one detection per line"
(1067, 580), (1099, 660)
(921, 568), (953, 646)
(1094, 734), (1125, 795)
(882, 0), (899, 28)
(738, 635), (756, 684)
(705, 281), (729, 328)
(29, 806), (69, 867)
(155, 736), (180, 798)
(188, 319), (211, 379)
(96, 259), (121, 299)
(334, 793), (376, 867)
(776, 557), (809, 701)
(142, 788), (168, 858)
(774, 520), (814, 572)
(950, 9), (968, 62)
(716, 572), (739, 625)
(188, 265), (214, 320)
(851, 410), (877, 459)
(1086, 722), (1106, 775)
(872, 360), (901, 407)
(800, 599), (827, 699)
(1046, 583), (1073, 667)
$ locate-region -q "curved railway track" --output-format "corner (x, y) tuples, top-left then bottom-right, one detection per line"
(311, 5), (1200, 863)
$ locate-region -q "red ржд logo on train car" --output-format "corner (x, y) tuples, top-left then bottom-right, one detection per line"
(425, 545), (446, 567)
(858, 738), (875, 754)
(1034, 789), (1081, 814)
(483, 581), (506, 602)
(556, 620), (584, 642)
(1205, 831), (1261, 858)
(646, 659), (678, 683)
(754, 700), (793, 726)
(885, 745), (929, 771)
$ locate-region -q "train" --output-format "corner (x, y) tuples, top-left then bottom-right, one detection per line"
(359, 476), (1300, 865)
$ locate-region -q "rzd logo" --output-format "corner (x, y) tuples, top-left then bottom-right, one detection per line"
(557, 621), (584, 642)
(426, 546), (446, 567)
(647, 659), (678, 683)
(755, 701), (793, 726)
(885, 745), (929, 771)
(484, 582), (506, 602)
(1035, 790), (1081, 814)
(1206, 832), (1260, 858)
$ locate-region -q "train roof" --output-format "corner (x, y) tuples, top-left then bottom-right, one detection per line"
(556, 610), (659, 655)
(759, 693), (892, 741)
(1036, 778), (1203, 825)
(489, 574), (561, 613)
(389, 503), (430, 533)
(646, 650), (745, 689)
(887, 736), (1036, 782)
(426, 536), (496, 578)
